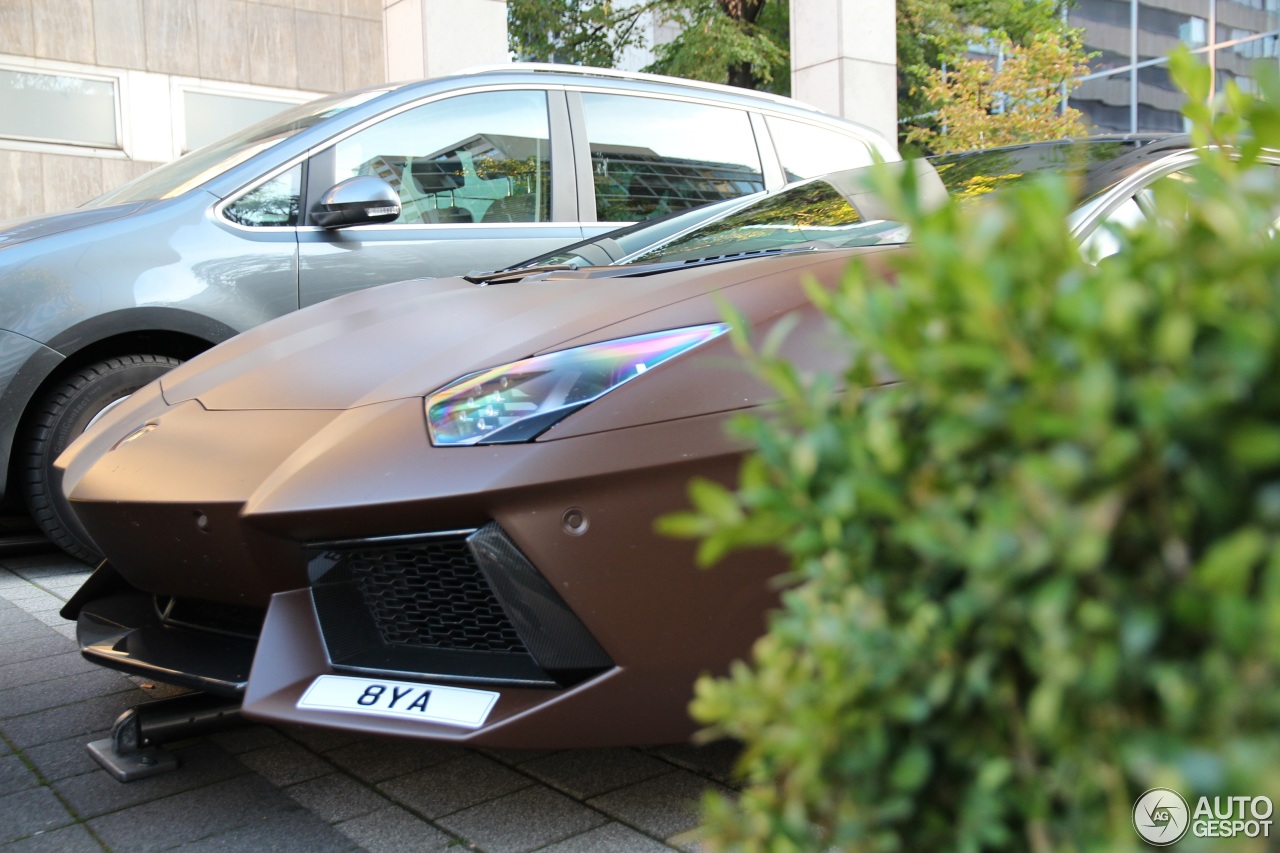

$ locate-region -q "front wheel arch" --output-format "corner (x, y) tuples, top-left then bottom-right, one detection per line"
(13, 330), (217, 562)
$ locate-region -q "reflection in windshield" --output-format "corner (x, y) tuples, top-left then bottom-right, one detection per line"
(85, 89), (390, 208)
(622, 180), (904, 265)
(533, 197), (755, 267)
(930, 140), (1138, 203)
(515, 170), (917, 275)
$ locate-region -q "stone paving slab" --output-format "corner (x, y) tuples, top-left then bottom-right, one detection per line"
(336, 805), (454, 853)
(542, 822), (678, 853)
(523, 749), (675, 800)
(436, 785), (609, 853)
(54, 742), (252, 819)
(0, 557), (741, 851)
(588, 770), (734, 843)
(379, 752), (534, 819)
(0, 668), (134, 718)
(0, 786), (79, 844)
(4, 823), (103, 853)
(85, 776), (332, 853)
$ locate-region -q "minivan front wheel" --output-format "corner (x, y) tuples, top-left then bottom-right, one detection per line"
(22, 355), (183, 564)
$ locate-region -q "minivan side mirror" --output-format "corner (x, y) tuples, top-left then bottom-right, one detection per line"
(311, 176), (401, 229)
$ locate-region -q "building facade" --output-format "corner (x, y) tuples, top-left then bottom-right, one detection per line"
(0, 0), (388, 220)
(1070, 0), (1280, 132)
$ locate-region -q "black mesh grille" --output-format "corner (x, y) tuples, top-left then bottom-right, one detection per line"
(341, 539), (529, 654)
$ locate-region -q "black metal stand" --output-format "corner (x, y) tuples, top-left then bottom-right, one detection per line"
(87, 692), (244, 782)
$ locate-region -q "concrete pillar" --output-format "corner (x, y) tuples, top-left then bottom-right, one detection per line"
(790, 0), (897, 144)
(384, 0), (510, 82)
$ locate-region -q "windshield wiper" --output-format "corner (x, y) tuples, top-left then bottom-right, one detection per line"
(676, 246), (816, 265)
(463, 264), (578, 285)
(464, 246), (817, 286)
(615, 245), (818, 276)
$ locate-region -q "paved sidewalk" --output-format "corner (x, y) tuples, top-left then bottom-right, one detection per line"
(0, 553), (739, 852)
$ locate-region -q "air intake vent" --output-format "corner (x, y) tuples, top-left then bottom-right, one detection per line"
(306, 525), (612, 688)
(346, 538), (527, 654)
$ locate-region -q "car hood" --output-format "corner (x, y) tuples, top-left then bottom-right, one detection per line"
(0, 202), (149, 250)
(159, 251), (865, 412)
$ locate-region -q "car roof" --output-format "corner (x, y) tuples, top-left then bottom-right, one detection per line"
(441, 63), (842, 116)
(388, 64), (893, 151)
(202, 64), (897, 198)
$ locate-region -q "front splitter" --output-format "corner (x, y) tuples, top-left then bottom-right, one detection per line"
(240, 589), (696, 749)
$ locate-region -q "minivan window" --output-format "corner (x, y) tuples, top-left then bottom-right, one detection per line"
(766, 116), (873, 181)
(332, 90), (552, 225)
(223, 165), (302, 227)
(581, 93), (765, 222)
(86, 89), (388, 208)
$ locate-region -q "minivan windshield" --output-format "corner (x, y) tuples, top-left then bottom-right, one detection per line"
(85, 88), (391, 208)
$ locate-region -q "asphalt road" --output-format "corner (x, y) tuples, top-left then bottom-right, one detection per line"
(0, 549), (739, 852)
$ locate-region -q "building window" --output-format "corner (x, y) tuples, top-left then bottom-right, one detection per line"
(0, 67), (118, 148)
(1069, 0), (1280, 134)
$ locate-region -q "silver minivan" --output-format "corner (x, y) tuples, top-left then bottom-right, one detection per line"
(0, 64), (895, 561)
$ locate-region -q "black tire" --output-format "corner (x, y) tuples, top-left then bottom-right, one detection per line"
(23, 355), (183, 564)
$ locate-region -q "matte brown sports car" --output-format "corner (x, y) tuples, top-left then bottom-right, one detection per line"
(55, 162), (944, 748)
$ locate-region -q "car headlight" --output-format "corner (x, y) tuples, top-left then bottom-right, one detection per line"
(426, 323), (729, 446)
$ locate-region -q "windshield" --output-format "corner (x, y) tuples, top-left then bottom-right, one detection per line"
(527, 195), (760, 267)
(623, 180), (906, 264)
(85, 88), (391, 207)
(929, 139), (1145, 203)
(526, 174), (911, 270)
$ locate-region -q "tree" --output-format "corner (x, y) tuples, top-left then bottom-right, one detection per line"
(906, 30), (1091, 153)
(646, 0), (788, 92)
(507, 0), (788, 93)
(507, 0), (651, 68)
(662, 50), (1280, 850)
(897, 0), (1068, 126)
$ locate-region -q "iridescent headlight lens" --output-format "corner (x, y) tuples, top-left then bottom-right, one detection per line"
(426, 324), (729, 446)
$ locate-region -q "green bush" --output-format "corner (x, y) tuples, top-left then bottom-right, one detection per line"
(660, 51), (1280, 851)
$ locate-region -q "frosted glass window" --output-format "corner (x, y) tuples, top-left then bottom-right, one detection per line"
(0, 69), (117, 148)
(184, 92), (296, 153)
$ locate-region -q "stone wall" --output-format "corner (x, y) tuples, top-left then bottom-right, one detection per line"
(0, 0), (388, 220)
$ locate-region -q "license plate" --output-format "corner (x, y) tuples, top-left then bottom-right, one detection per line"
(297, 675), (498, 728)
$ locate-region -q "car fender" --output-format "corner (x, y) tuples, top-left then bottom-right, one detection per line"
(41, 306), (240, 360)
(0, 332), (63, 501)
(0, 307), (239, 501)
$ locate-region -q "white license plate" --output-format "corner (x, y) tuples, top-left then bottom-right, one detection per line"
(297, 675), (498, 728)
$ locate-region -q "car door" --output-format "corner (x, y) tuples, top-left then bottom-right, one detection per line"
(295, 87), (583, 308)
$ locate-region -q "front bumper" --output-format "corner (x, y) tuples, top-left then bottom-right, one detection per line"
(62, 397), (782, 747)
(70, 574), (258, 696)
